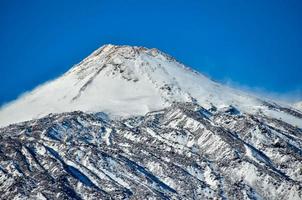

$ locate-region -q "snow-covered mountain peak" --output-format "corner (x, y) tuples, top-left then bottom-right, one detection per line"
(0, 44), (301, 128)
(1, 44), (302, 199)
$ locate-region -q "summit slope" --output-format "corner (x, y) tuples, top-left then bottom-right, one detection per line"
(0, 44), (301, 128)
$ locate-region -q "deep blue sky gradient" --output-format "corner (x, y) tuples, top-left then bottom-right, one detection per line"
(1, 0), (302, 105)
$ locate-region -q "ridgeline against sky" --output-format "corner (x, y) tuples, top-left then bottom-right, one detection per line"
(0, 0), (302, 105)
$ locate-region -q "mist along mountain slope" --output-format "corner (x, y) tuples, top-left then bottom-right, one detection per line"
(0, 44), (301, 128)
(0, 103), (301, 199)
(0, 45), (302, 200)
(294, 102), (302, 111)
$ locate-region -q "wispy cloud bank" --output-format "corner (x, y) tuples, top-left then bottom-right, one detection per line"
(221, 78), (302, 104)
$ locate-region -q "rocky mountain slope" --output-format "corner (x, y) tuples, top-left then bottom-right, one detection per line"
(0, 102), (301, 199)
(0, 45), (301, 199)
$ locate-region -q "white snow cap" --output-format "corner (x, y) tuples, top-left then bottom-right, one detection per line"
(0, 44), (301, 127)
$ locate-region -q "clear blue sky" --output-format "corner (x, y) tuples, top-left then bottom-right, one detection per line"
(0, 0), (302, 105)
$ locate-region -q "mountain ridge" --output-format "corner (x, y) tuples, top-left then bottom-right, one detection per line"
(0, 102), (301, 199)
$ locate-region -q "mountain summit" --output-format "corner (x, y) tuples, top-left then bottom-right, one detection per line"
(0, 44), (301, 127)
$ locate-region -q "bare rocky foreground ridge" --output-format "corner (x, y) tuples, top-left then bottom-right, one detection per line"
(0, 103), (301, 199)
